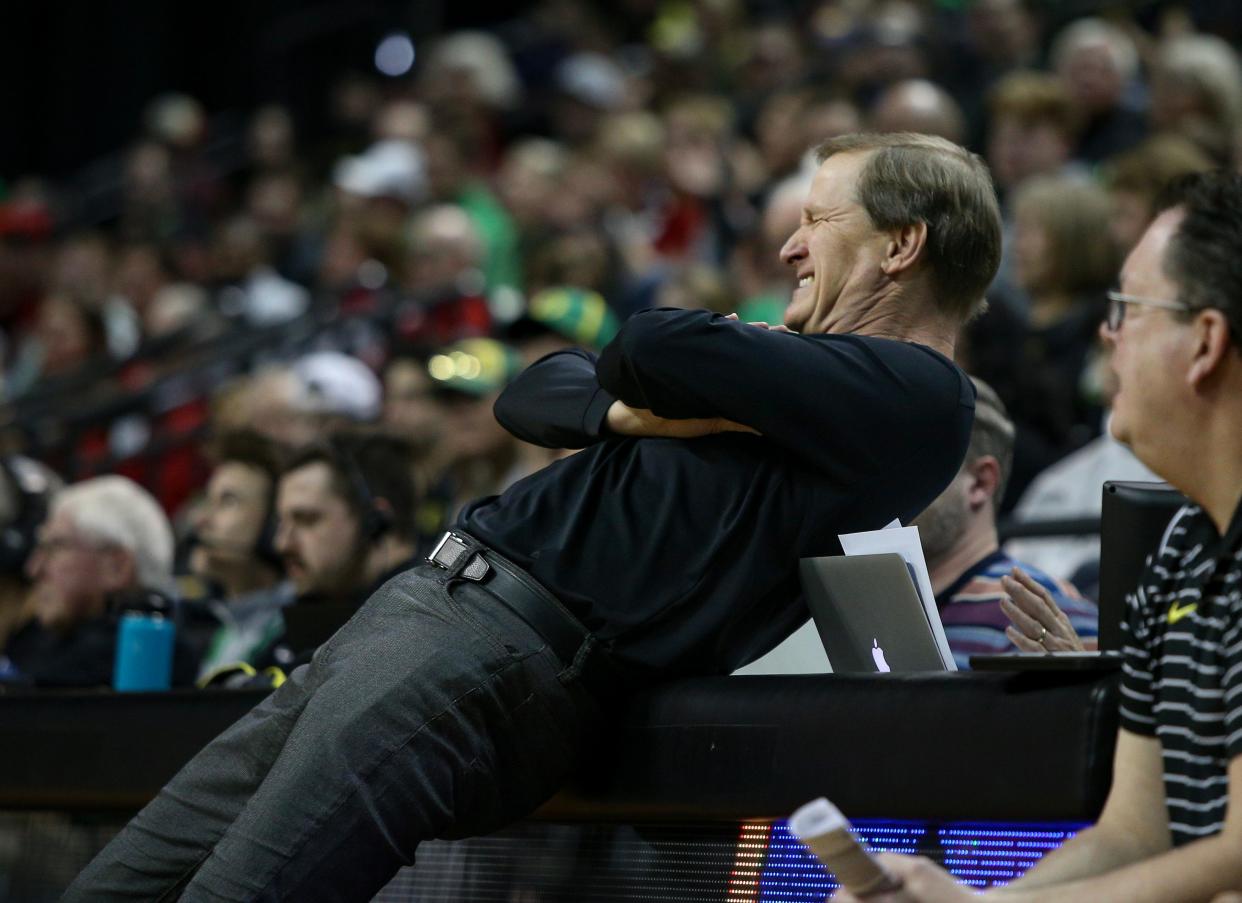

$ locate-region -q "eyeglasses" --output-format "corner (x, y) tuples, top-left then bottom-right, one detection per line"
(1105, 290), (1192, 332)
(31, 536), (112, 558)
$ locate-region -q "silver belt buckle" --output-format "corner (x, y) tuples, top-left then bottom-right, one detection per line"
(428, 532), (490, 580)
(428, 532), (458, 567)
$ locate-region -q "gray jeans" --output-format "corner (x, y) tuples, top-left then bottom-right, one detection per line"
(64, 564), (602, 902)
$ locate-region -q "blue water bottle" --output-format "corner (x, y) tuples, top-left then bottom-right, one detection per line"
(113, 612), (176, 692)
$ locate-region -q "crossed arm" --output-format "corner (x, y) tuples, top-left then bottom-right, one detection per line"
(833, 733), (1242, 903)
(494, 311), (789, 447)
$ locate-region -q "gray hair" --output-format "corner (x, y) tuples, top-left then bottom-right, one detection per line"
(425, 32), (521, 110)
(1051, 18), (1139, 81)
(52, 476), (174, 592)
(815, 132), (1002, 320)
(1159, 34), (1242, 132)
(966, 377), (1016, 504)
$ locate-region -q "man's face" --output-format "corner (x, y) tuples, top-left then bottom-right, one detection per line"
(26, 509), (128, 632)
(1059, 43), (1122, 113)
(779, 151), (889, 333)
(987, 117), (1068, 190)
(274, 462), (366, 598)
(191, 462), (272, 580)
(1105, 207), (1190, 457)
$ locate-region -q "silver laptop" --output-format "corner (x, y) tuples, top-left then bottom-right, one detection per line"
(800, 553), (949, 673)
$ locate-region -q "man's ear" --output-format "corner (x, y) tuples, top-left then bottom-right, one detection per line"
(880, 221), (928, 277)
(966, 455), (1001, 511)
(1187, 309), (1233, 390)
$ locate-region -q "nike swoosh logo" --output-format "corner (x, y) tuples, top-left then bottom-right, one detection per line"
(1168, 602), (1198, 625)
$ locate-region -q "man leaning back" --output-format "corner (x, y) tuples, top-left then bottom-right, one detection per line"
(67, 133), (999, 902)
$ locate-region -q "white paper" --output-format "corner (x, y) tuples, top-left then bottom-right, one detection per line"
(837, 524), (957, 671)
(732, 620), (833, 675)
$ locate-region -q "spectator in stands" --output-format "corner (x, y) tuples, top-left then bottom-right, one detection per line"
(1011, 175), (1116, 423)
(110, 240), (170, 343)
(553, 51), (628, 147)
(912, 378), (1097, 668)
(244, 170), (312, 283)
(836, 171), (1242, 903)
(593, 111), (670, 287)
(210, 215), (310, 327)
(333, 138), (427, 280)
(1149, 34), (1242, 165)
(381, 348), (451, 547)
(185, 431), (293, 678)
(422, 338), (529, 531)
(869, 79), (967, 145)
(658, 94), (761, 264)
(0, 475), (197, 687)
(245, 104), (298, 177)
(422, 126), (521, 293)
(396, 204), (492, 347)
(1006, 140), (1214, 586)
(496, 138), (570, 237)
(419, 30), (520, 157)
(3, 294), (108, 399)
(1103, 134), (1215, 254)
(968, 174), (1118, 507)
(947, 0), (1041, 140)
(265, 433), (420, 664)
(987, 72), (1080, 200)
(382, 348), (445, 456)
(984, 71), (1085, 314)
(1050, 18), (1147, 164)
(0, 457), (60, 664)
(216, 353), (381, 450)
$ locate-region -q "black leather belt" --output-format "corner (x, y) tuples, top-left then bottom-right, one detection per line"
(427, 531), (592, 672)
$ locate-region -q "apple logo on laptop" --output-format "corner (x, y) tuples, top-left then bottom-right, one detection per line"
(872, 639), (891, 673)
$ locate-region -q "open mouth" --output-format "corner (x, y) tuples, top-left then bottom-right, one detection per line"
(798, 275), (814, 289)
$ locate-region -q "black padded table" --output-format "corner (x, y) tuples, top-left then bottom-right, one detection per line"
(0, 670), (1119, 821)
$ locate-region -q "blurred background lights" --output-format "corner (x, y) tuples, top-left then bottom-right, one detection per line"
(428, 355), (456, 381)
(375, 32), (415, 77)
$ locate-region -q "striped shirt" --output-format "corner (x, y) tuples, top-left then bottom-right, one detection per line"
(937, 550), (1098, 670)
(1119, 502), (1242, 845)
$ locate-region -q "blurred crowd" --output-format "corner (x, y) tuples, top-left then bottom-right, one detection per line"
(0, 0), (1239, 686)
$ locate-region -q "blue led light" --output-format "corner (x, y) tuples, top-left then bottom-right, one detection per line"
(747, 820), (1086, 901)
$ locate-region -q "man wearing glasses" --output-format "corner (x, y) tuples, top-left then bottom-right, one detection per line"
(837, 172), (1242, 901)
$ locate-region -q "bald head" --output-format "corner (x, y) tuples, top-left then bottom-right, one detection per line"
(869, 79), (966, 145)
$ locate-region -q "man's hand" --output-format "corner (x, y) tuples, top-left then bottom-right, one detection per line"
(725, 312), (798, 333)
(832, 855), (977, 902)
(1000, 568), (1086, 653)
(605, 401), (759, 439)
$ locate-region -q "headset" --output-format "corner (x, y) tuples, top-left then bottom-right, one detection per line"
(0, 456), (55, 578)
(185, 462), (282, 571)
(332, 439), (394, 543)
(252, 490), (282, 570)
